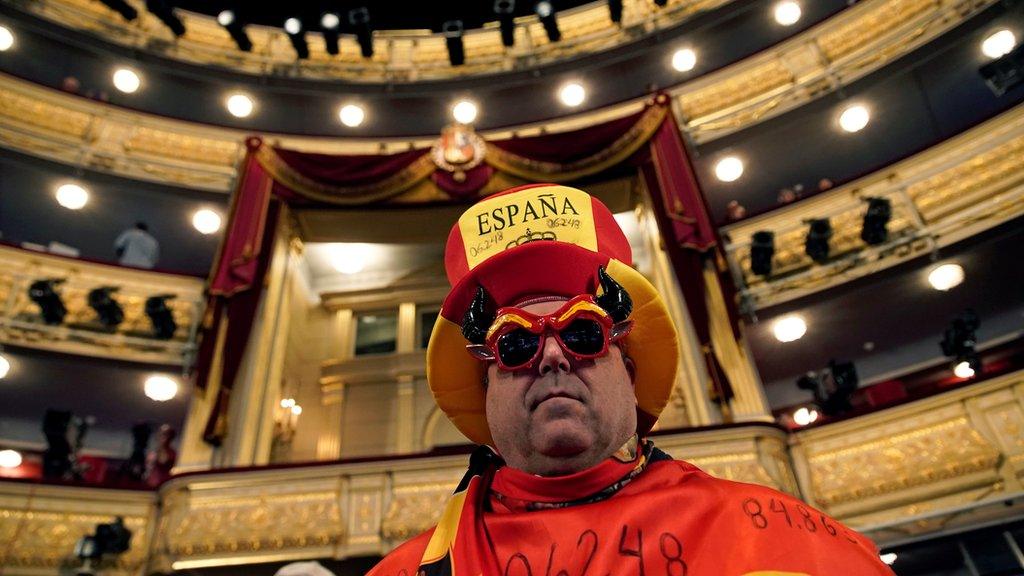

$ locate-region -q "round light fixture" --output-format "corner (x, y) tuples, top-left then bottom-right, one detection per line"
(192, 209), (222, 235)
(559, 82), (586, 107)
(792, 406), (819, 426)
(226, 93), (254, 118)
(144, 375), (178, 402)
(338, 104), (366, 127)
(0, 449), (22, 469)
(927, 263), (964, 291)
(774, 1), (802, 25)
(773, 314), (807, 342)
(291, 405), (303, 415)
(329, 243), (371, 275)
(839, 104), (870, 133)
(671, 48), (697, 72)
(284, 17), (302, 35)
(0, 353), (9, 379)
(217, 10), (235, 26)
(0, 25), (14, 51)
(321, 13), (340, 29)
(112, 68), (141, 94)
(953, 361), (975, 379)
(452, 100), (478, 124)
(280, 398), (296, 408)
(982, 29), (1016, 59)
(714, 156), (744, 182)
(56, 183), (89, 210)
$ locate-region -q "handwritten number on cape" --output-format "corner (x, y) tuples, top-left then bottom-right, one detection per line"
(577, 530), (598, 576)
(618, 525), (646, 576)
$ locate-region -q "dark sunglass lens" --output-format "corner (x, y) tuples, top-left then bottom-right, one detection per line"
(561, 319), (605, 355)
(497, 329), (541, 367)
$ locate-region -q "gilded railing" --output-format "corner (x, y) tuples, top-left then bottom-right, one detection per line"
(13, 0), (724, 83)
(1, 371), (1021, 571)
(0, 244), (205, 364)
(721, 103), (1024, 310)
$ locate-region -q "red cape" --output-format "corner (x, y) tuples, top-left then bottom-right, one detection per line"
(367, 458), (893, 576)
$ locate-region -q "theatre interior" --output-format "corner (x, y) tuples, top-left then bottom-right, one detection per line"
(0, 0), (1023, 573)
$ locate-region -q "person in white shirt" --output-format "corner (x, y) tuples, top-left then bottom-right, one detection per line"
(114, 222), (159, 269)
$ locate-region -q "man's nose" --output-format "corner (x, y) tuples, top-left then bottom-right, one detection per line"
(537, 334), (571, 375)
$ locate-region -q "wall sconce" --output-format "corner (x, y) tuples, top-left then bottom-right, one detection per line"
(274, 398), (303, 444)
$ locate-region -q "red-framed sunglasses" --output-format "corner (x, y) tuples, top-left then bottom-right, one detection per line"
(465, 295), (633, 371)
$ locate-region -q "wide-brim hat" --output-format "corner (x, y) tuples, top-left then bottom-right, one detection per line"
(427, 183), (680, 446)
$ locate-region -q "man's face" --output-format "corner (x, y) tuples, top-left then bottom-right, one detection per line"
(485, 298), (637, 476)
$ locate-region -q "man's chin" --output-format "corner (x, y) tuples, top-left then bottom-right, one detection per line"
(531, 421), (594, 458)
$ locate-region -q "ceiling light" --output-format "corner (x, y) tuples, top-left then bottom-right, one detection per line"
(321, 12), (340, 29)
(774, 1), (801, 25)
(225, 93), (254, 118)
(671, 48), (697, 72)
(714, 156), (744, 182)
(839, 104), (870, 133)
(329, 243), (371, 275)
(144, 375), (178, 402)
(291, 405), (303, 415)
(0, 449), (22, 469)
(112, 68), (141, 93)
(953, 360), (975, 379)
(217, 10), (234, 26)
(928, 263), (964, 291)
(773, 315), (807, 342)
(0, 25), (14, 51)
(56, 183), (89, 210)
(192, 209), (222, 234)
(452, 100), (478, 124)
(0, 353), (9, 379)
(880, 553), (897, 566)
(280, 398), (296, 408)
(559, 82), (586, 107)
(284, 17), (302, 35)
(982, 29), (1016, 59)
(792, 406), (819, 426)
(339, 104), (366, 127)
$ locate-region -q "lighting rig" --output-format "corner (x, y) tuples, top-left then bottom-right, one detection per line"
(796, 359), (859, 417)
(28, 279), (67, 325)
(87, 286), (124, 329)
(940, 309), (982, 379)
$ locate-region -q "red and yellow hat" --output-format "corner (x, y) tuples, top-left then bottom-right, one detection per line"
(427, 183), (680, 446)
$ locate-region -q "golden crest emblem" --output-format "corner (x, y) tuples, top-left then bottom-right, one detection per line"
(431, 123), (486, 182)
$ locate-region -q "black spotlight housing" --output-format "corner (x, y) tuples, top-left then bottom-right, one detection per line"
(654, 0), (669, 6)
(145, 294), (178, 340)
(535, 1), (561, 42)
(145, 0), (186, 37)
(608, 0), (624, 23)
(796, 360), (859, 417)
(88, 286), (125, 329)
(443, 20), (466, 66)
(283, 18), (309, 59)
(804, 218), (833, 264)
(349, 7), (374, 58)
(980, 42), (1024, 97)
(860, 197), (892, 246)
(494, 0), (516, 47)
(75, 517), (133, 561)
(99, 0), (138, 21)
(749, 230), (775, 276)
(220, 11), (253, 52)
(940, 309), (981, 378)
(28, 279), (67, 325)
(321, 12), (340, 55)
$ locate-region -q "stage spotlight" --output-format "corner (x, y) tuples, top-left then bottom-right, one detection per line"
(349, 7), (374, 58)
(804, 218), (832, 263)
(495, 0), (516, 47)
(535, 1), (561, 42)
(980, 42), (1024, 97)
(940, 309), (981, 378)
(750, 230), (775, 276)
(860, 197), (891, 246)
(145, 0), (185, 37)
(88, 286), (124, 329)
(321, 12), (340, 55)
(145, 295), (178, 340)
(28, 279), (67, 325)
(796, 360), (858, 417)
(608, 0), (623, 23)
(99, 0), (138, 21)
(75, 517), (133, 563)
(443, 20), (465, 66)
(654, 0), (668, 6)
(219, 10), (252, 52)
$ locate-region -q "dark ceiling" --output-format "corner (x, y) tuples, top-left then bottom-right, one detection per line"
(175, 0), (595, 32)
(748, 217), (1024, 409)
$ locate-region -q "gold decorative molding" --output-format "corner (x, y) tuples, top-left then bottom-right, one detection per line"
(0, 244), (205, 364)
(16, 0), (726, 83)
(676, 0), (995, 143)
(722, 102), (1024, 310)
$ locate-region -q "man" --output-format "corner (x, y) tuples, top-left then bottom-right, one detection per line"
(114, 221), (159, 269)
(369, 184), (893, 575)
